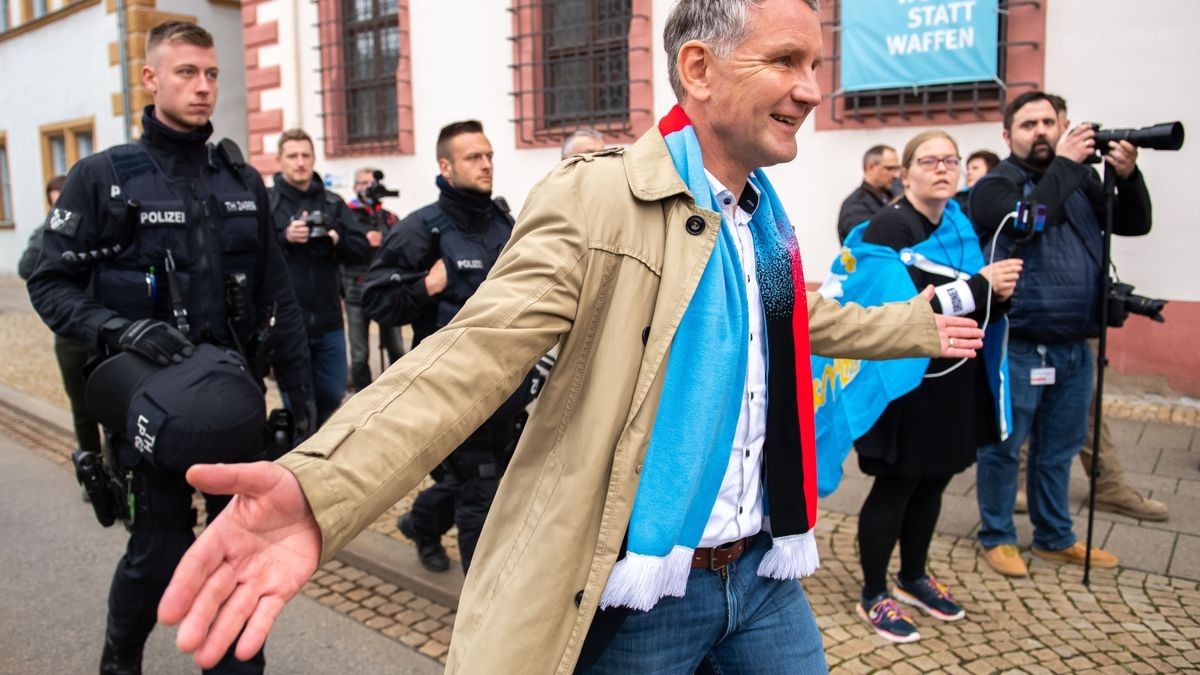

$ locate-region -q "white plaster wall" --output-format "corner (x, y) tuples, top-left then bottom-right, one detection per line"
(274, 0), (1198, 300)
(0, 2), (120, 272)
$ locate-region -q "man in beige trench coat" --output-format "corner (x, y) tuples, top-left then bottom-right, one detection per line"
(158, 1), (988, 672)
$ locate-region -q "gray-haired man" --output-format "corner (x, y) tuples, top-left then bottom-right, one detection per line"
(159, 2), (984, 672)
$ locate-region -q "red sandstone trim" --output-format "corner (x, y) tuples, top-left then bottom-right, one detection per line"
(243, 21), (278, 50)
(240, 2), (284, 173)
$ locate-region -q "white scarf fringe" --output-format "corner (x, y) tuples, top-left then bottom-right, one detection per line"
(756, 531), (820, 579)
(599, 532), (821, 612)
(598, 546), (693, 611)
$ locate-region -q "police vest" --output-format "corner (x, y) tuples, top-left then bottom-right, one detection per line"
(94, 141), (263, 347)
(418, 202), (514, 329)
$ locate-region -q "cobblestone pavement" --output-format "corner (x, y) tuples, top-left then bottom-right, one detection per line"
(5, 274), (1200, 672)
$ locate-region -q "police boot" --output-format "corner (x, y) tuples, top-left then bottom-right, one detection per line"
(100, 638), (142, 675)
(397, 513), (450, 573)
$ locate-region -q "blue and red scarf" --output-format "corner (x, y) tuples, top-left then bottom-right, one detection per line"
(600, 106), (819, 611)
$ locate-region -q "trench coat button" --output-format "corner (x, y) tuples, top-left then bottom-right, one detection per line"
(641, 326), (650, 344)
(685, 215), (705, 235)
(635, 464), (642, 475)
(575, 590), (584, 607)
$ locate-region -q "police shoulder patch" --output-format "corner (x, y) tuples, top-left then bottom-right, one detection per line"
(47, 208), (82, 238)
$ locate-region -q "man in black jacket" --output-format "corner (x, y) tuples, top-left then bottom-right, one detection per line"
(362, 120), (524, 574)
(26, 21), (311, 674)
(836, 144), (901, 242)
(970, 90), (1151, 578)
(269, 128), (371, 427)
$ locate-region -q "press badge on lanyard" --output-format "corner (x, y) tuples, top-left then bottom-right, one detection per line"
(1030, 344), (1056, 386)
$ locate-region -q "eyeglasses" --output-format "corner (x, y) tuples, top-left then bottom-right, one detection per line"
(913, 155), (961, 170)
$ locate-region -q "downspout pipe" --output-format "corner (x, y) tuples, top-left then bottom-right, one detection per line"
(116, 0), (133, 141)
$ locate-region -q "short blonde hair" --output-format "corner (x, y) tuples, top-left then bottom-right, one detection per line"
(277, 128), (314, 155)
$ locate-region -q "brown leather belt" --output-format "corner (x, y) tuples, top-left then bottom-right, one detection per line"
(691, 536), (753, 570)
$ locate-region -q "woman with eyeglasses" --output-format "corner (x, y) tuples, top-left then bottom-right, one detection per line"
(851, 130), (1023, 643)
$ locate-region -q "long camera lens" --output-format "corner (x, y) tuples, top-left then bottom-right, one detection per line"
(1094, 122), (1185, 153)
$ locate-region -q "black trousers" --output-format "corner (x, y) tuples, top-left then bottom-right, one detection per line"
(106, 456), (264, 674)
(54, 338), (102, 454)
(406, 379), (532, 574)
(408, 471), (500, 573)
(856, 473), (954, 601)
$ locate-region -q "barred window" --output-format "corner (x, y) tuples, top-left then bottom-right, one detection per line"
(317, 0), (414, 156)
(815, 0), (1046, 131)
(510, 0), (654, 148)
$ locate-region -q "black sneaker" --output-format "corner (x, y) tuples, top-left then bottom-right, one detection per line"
(397, 513), (450, 573)
(856, 593), (920, 643)
(894, 574), (965, 621)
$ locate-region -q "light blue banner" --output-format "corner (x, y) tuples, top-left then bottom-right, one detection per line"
(840, 0), (999, 93)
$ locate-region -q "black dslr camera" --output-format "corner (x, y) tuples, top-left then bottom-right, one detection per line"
(1107, 279), (1167, 328)
(299, 211), (331, 238)
(357, 170), (399, 208)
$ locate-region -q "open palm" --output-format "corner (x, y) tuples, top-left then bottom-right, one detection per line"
(158, 462), (322, 669)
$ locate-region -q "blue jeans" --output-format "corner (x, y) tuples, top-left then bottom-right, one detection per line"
(308, 328), (348, 427)
(977, 338), (1093, 551)
(582, 532), (827, 674)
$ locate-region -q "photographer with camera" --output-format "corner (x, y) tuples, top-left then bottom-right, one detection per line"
(343, 167), (405, 392)
(969, 91), (1152, 578)
(269, 128), (371, 427)
(25, 22), (312, 673)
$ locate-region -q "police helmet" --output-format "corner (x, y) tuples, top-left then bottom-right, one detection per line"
(85, 344), (266, 472)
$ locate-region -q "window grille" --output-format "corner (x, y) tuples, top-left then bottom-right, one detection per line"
(316, 0), (414, 156)
(510, 0), (653, 147)
(817, 0), (1044, 129)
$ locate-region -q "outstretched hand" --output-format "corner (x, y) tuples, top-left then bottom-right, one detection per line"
(920, 286), (985, 358)
(158, 462), (321, 669)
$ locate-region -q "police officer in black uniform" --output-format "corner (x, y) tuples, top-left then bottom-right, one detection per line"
(362, 120), (526, 574)
(26, 22), (311, 675)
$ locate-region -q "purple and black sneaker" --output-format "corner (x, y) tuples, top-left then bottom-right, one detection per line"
(894, 574), (965, 622)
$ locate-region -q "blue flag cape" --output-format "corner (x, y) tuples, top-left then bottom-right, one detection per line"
(812, 199), (1011, 497)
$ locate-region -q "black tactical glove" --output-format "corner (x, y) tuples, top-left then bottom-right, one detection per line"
(285, 387), (318, 444)
(103, 318), (195, 366)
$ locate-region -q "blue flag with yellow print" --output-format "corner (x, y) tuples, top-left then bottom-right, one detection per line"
(812, 199), (1010, 497)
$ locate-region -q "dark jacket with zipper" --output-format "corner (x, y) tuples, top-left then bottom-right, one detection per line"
(970, 156), (1151, 343)
(362, 176), (514, 346)
(268, 173), (371, 337)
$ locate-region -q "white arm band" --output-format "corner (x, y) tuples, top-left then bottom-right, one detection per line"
(934, 279), (976, 316)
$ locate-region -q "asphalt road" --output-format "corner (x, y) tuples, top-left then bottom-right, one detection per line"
(0, 436), (442, 675)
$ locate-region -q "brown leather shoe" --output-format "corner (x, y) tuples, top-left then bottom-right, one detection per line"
(1032, 541), (1119, 569)
(981, 544), (1028, 577)
(1095, 486), (1169, 522)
